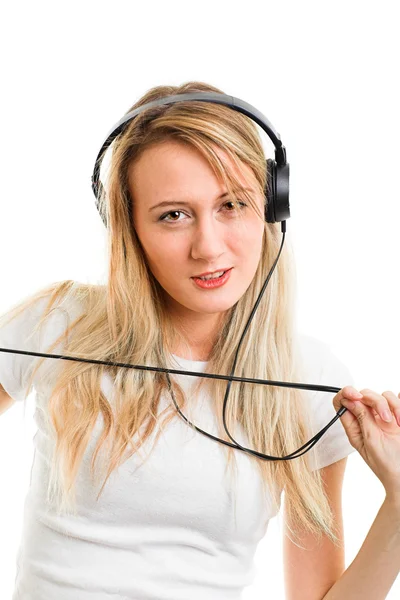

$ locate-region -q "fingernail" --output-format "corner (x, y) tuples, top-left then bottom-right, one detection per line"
(352, 391), (363, 399)
(382, 409), (393, 422)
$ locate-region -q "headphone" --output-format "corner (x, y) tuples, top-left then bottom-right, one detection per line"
(0, 91), (349, 463)
(91, 91), (290, 227)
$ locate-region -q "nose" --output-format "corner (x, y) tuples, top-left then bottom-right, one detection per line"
(190, 214), (228, 263)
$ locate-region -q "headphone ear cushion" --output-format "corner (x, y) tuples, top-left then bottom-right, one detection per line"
(265, 159), (276, 223)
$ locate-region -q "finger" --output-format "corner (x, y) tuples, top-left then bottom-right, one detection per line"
(358, 388), (397, 423)
(381, 390), (400, 427)
(340, 396), (378, 441)
(332, 386), (363, 413)
(332, 386), (364, 432)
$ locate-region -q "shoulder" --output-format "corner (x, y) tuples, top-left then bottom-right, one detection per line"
(0, 280), (104, 402)
(295, 333), (357, 471)
(296, 332), (331, 361)
(0, 279), (95, 353)
(296, 333), (354, 386)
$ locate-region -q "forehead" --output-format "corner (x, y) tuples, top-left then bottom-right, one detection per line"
(128, 140), (257, 195)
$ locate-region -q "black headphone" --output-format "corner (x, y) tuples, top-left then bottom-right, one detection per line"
(90, 92), (290, 227)
(0, 92), (349, 463)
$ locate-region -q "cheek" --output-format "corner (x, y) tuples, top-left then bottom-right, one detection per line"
(134, 232), (164, 277)
(238, 221), (265, 256)
(144, 242), (182, 284)
(138, 229), (168, 262)
(246, 226), (265, 273)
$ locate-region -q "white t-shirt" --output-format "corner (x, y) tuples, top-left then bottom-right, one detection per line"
(0, 293), (356, 600)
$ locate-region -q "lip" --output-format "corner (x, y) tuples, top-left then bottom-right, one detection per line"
(191, 267), (233, 278)
(192, 268), (232, 289)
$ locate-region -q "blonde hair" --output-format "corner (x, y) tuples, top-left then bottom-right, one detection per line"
(0, 81), (342, 549)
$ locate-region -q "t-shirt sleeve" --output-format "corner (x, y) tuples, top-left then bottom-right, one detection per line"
(299, 335), (357, 472)
(0, 293), (74, 403)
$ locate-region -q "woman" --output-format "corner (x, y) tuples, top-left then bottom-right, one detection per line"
(0, 81), (399, 600)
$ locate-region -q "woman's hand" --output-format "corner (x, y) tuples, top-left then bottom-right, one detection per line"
(333, 386), (400, 499)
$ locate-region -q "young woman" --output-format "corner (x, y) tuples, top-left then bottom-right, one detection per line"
(0, 81), (399, 600)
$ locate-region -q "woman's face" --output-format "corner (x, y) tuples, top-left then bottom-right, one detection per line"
(128, 139), (265, 334)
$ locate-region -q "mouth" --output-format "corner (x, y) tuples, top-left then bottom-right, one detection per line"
(191, 267), (233, 288)
(191, 267), (233, 280)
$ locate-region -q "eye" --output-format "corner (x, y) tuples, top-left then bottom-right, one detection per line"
(158, 200), (248, 223)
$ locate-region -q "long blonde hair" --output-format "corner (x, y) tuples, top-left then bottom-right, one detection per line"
(0, 81), (342, 548)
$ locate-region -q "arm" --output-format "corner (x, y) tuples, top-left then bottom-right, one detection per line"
(284, 457), (400, 600)
(322, 386), (400, 599)
(0, 383), (15, 415)
(283, 457), (348, 600)
(322, 495), (400, 600)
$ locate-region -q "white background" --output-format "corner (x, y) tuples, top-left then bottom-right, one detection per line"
(0, 1), (399, 598)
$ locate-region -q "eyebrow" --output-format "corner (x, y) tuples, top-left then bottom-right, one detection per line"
(149, 188), (255, 212)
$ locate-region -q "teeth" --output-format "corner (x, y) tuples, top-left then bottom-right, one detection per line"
(199, 270), (225, 280)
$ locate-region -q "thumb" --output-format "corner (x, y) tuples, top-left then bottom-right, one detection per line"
(340, 395), (378, 451)
(333, 386), (372, 448)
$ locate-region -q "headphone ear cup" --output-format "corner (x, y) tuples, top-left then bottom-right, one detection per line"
(265, 159), (276, 223)
(265, 159), (290, 223)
